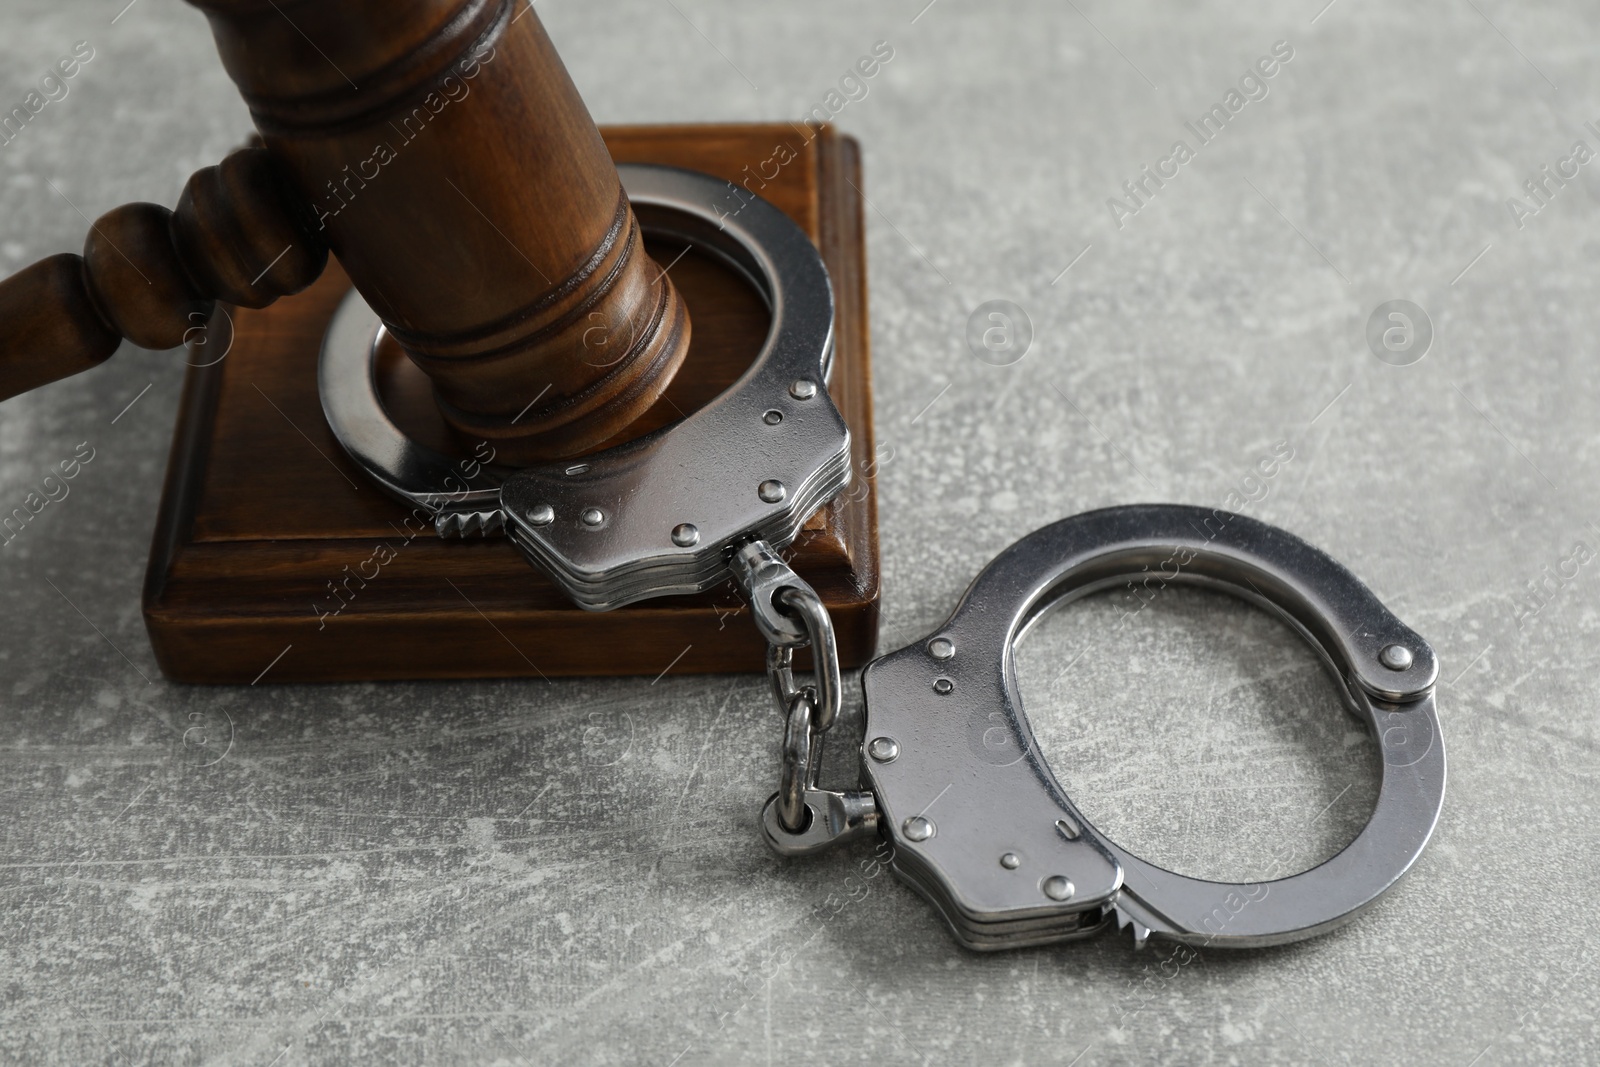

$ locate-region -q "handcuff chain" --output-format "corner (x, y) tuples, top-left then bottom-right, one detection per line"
(767, 586), (840, 732)
(730, 541), (843, 834)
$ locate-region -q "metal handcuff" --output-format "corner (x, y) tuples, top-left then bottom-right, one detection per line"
(321, 164), (1446, 952)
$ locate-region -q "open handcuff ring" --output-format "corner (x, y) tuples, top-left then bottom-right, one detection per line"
(319, 164), (1445, 953)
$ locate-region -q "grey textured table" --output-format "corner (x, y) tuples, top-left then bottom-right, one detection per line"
(2, 1), (1597, 1063)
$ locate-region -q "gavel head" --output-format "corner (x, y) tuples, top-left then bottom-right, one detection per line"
(187, 0), (692, 462)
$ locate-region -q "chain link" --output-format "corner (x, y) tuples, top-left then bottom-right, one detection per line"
(767, 585), (841, 732)
(730, 540), (845, 834)
(776, 689), (817, 832)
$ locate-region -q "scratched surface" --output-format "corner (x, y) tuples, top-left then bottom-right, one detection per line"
(2, 0), (1598, 1063)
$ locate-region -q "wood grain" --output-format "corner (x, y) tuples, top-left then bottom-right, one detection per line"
(188, 0), (694, 462)
(3, 1), (699, 463)
(144, 123), (879, 684)
(0, 254), (122, 399)
(0, 147), (325, 401)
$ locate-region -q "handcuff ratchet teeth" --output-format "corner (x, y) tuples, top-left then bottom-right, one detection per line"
(319, 164), (1444, 955)
(853, 503), (1444, 951)
(320, 162), (849, 611)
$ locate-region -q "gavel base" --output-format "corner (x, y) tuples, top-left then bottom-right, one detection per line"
(142, 125), (879, 683)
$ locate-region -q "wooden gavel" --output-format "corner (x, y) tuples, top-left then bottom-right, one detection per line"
(0, 0), (692, 463)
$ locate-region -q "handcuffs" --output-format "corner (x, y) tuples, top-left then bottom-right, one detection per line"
(321, 164), (1446, 952)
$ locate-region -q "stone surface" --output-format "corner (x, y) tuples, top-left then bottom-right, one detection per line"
(2, 0), (1598, 1063)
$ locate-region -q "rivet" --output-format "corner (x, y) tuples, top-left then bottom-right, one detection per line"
(581, 507), (605, 528)
(928, 637), (955, 660)
(1379, 644), (1414, 671)
(763, 409), (784, 426)
(1000, 852), (1021, 870)
(789, 379), (818, 401)
(671, 523), (700, 548)
(758, 480), (787, 504)
(868, 736), (899, 763)
(527, 504), (554, 527)
(903, 816), (935, 842)
(1042, 875), (1075, 901)
(932, 677), (953, 695)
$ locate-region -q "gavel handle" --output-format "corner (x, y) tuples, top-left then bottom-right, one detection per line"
(0, 146), (327, 402)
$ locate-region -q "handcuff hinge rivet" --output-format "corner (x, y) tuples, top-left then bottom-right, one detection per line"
(759, 480), (787, 504)
(928, 637), (955, 660)
(868, 736), (899, 763)
(903, 816), (935, 842)
(671, 523), (700, 548)
(1000, 852), (1021, 870)
(763, 409), (783, 425)
(1042, 875), (1075, 901)
(932, 677), (954, 695)
(1379, 644), (1414, 671)
(527, 504), (555, 527)
(789, 379), (818, 400)
(581, 507), (606, 528)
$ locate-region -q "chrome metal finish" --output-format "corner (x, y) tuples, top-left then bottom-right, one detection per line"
(1042, 876), (1075, 902)
(777, 690), (817, 833)
(322, 168), (1443, 960)
(320, 163), (849, 611)
(730, 540), (811, 648)
(774, 586), (841, 732)
(319, 284), (505, 515)
(497, 165), (847, 610)
(1380, 644), (1414, 671)
(768, 641), (839, 732)
(861, 504), (1445, 952)
(740, 537), (855, 856)
(760, 788), (880, 857)
(435, 510), (505, 538)
(731, 543), (841, 736)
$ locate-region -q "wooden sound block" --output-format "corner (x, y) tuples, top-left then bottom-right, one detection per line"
(143, 124), (879, 684)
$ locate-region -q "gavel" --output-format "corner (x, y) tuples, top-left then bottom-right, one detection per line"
(3, 0), (879, 684)
(0, 0), (691, 463)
